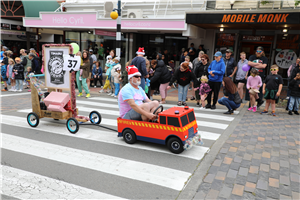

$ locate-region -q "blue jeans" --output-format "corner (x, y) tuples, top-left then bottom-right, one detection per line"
(178, 84), (189, 102)
(288, 96), (300, 111)
(15, 79), (23, 90)
(218, 97), (240, 110)
(139, 77), (145, 90)
(114, 83), (120, 95)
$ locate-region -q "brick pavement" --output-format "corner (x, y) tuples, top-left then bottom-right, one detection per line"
(194, 108), (300, 200)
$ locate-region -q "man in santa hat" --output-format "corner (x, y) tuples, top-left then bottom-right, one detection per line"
(131, 47), (149, 90)
(118, 65), (159, 121)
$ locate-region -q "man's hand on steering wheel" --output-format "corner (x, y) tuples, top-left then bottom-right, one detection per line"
(147, 113), (156, 121)
(151, 105), (164, 122)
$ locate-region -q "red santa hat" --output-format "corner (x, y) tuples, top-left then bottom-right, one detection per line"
(136, 47), (145, 55)
(126, 65), (141, 80)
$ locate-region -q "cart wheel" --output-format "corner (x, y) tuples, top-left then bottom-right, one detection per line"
(89, 111), (101, 124)
(123, 129), (137, 144)
(167, 137), (184, 154)
(66, 118), (79, 134)
(27, 112), (39, 127)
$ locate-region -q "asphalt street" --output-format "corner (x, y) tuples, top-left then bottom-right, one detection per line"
(1, 89), (244, 199)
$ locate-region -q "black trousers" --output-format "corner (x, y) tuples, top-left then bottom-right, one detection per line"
(93, 76), (103, 87)
(207, 81), (222, 106)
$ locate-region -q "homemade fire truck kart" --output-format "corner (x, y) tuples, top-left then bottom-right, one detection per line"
(26, 74), (104, 134)
(117, 105), (202, 154)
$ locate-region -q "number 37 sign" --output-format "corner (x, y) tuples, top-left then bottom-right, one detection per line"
(63, 55), (81, 71)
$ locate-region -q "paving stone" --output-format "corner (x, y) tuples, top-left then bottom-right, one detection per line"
(279, 194), (292, 200)
(235, 175), (247, 185)
(205, 189), (219, 200)
(280, 150), (289, 156)
(220, 148), (229, 154)
(258, 170), (269, 181)
(238, 167), (249, 177)
(233, 156), (243, 163)
(229, 194), (243, 200)
(260, 163), (270, 172)
(215, 171), (226, 181)
(230, 162), (240, 171)
(261, 157), (271, 165)
(271, 156), (280, 163)
(212, 159), (222, 167)
(218, 186), (232, 199)
(232, 184), (244, 196)
(279, 184), (292, 196)
(249, 166), (259, 174)
(262, 152), (271, 159)
(229, 147), (238, 152)
(290, 173), (300, 183)
(243, 153), (252, 161)
(254, 188), (267, 199)
(280, 175), (290, 186)
(290, 165), (300, 174)
(290, 182), (300, 192)
(223, 157), (233, 165)
(269, 169), (280, 179)
(292, 191), (300, 200)
(280, 160), (290, 168)
(251, 159), (261, 167)
(269, 178), (279, 188)
(253, 153), (262, 160)
(271, 151), (280, 157)
(227, 169), (238, 179)
(270, 162), (280, 170)
(204, 174), (215, 183)
(257, 179), (268, 191)
(280, 168), (290, 176)
(289, 149), (298, 155)
(211, 179), (224, 190)
(245, 182), (256, 193)
(241, 160), (251, 168)
(208, 166), (219, 174)
(224, 177), (235, 188)
(238, 146), (246, 152)
(267, 186), (280, 199)
(242, 192), (256, 200)
(219, 164), (230, 172)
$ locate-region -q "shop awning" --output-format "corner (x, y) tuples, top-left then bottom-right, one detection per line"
(22, 0), (60, 17)
(186, 10), (300, 30)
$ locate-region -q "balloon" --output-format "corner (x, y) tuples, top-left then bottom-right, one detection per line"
(70, 43), (79, 54)
(242, 64), (250, 72)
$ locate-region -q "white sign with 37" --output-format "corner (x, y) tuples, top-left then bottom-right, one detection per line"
(63, 55), (81, 71)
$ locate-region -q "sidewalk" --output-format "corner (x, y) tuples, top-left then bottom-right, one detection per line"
(185, 106), (300, 200)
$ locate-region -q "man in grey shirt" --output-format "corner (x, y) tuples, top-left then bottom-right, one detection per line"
(235, 52), (249, 100)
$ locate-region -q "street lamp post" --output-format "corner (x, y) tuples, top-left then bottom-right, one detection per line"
(111, 0), (121, 58)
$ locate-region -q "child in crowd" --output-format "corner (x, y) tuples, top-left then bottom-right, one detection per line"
(7, 58), (16, 91)
(25, 66), (33, 92)
(1, 60), (8, 91)
(261, 65), (283, 116)
(12, 57), (24, 92)
(246, 68), (262, 112)
(194, 75), (211, 109)
(111, 57), (121, 97)
(108, 57), (119, 96)
(99, 55), (112, 93)
(92, 61), (103, 88)
(287, 72), (300, 115)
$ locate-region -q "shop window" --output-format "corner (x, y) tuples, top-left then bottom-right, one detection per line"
(215, 33), (236, 57)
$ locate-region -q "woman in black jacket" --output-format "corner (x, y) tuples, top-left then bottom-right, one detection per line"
(194, 54), (210, 106)
(12, 57), (24, 92)
(218, 77), (242, 114)
(150, 53), (172, 104)
(167, 62), (198, 106)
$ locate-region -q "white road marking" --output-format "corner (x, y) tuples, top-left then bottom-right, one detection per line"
(2, 133), (192, 191)
(0, 92), (31, 97)
(199, 131), (221, 141)
(1, 114), (209, 160)
(1, 165), (126, 199)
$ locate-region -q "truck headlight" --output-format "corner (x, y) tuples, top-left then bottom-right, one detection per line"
(185, 135), (187, 138)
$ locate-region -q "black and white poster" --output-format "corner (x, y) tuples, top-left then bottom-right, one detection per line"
(44, 47), (70, 89)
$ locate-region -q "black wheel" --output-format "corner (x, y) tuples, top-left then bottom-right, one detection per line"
(89, 111), (101, 124)
(27, 112), (39, 127)
(123, 129), (137, 144)
(66, 118), (79, 134)
(167, 137), (184, 154)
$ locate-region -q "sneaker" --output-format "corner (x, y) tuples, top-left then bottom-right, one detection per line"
(113, 95), (117, 98)
(94, 86), (97, 88)
(252, 106), (257, 112)
(211, 105), (216, 109)
(79, 77), (82, 81)
(111, 93), (115, 96)
(294, 111), (299, 115)
(101, 86), (103, 88)
(260, 110), (268, 114)
(196, 102), (200, 107)
(107, 92), (112, 96)
(77, 93), (83, 97)
(99, 89), (104, 93)
(199, 107), (205, 110)
(17, 89), (22, 92)
(86, 93), (91, 98)
(248, 107), (253, 111)
(271, 112), (276, 116)
(288, 111), (293, 115)
(12, 89), (17, 92)
(23, 82), (26, 85)
(190, 96), (196, 101)
(8, 88), (14, 91)
(1, 88), (8, 92)
(28, 89), (31, 92)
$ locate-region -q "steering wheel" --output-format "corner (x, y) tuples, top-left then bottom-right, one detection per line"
(152, 105), (164, 123)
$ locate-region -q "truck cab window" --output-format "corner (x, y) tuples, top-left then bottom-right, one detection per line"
(160, 116), (166, 124)
(188, 111), (195, 122)
(180, 115), (189, 127)
(167, 117), (180, 127)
